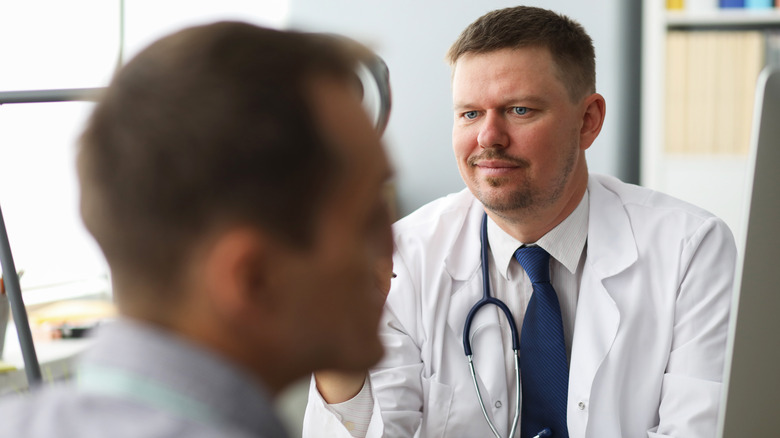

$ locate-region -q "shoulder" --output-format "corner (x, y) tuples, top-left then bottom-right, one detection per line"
(588, 173), (735, 252)
(389, 188), (483, 284)
(590, 173), (726, 224)
(392, 188), (480, 246)
(0, 388), (269, 438)
(394, 188), (476, 230)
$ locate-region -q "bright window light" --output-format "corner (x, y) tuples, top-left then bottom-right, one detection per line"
(0, 0), (289, 305)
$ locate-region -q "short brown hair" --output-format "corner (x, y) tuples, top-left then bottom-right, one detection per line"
(446, 6), (596, 101)
(78, 22), (358, 298)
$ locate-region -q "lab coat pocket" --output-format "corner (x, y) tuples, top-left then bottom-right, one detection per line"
(420, 376), (453, 438)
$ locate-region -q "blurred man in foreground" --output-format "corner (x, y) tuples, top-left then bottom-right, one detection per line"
(0, 21), (393, 438)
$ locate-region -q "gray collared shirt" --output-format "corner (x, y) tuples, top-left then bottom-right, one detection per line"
(0, 318), (289, 438)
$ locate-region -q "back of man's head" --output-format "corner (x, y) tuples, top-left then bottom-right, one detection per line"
(78, 22), (355, 309)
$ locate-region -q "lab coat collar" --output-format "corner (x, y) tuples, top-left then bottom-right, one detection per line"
(443, 188), (590, 281)
(442, 174), (638, 289)
(584, 174), (638, 278)
(443, 190), (485, 281)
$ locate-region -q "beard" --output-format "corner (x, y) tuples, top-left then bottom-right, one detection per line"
(468, 146), (578, 216)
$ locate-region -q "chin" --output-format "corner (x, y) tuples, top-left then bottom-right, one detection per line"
(479, 173), (538, 204)
(477, 191), (530, 213)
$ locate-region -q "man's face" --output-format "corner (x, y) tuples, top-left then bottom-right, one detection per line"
(274, 77), (392, 372)
(451, 47), (589, 221)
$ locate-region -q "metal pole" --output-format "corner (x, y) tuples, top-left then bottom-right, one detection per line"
(0, 86), (104, 387)
(0, 204), (41, 386)
(0, 88), (104, 105)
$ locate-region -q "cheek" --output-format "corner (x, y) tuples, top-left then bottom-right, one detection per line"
(307, 250), (382, 355)
(511, 123), (561, 160)
(452, 126), (477, 160)
(310, 242), (375, 312)
(338, 241), (383, 307)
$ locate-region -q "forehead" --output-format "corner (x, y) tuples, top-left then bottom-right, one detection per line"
(451, 47), (566, 102)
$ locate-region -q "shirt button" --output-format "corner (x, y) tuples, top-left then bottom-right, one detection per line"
(578, 401), (586, 410)
(495, 400), (502, 408)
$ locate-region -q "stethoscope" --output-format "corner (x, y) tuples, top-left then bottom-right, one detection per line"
(462, 213), (552, 438)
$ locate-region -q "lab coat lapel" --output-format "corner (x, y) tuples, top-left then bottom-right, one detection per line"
(445, 202), (511, 435)
(567, 176), (637, 437)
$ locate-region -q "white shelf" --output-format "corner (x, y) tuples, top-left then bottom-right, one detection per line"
(666, 9), (780, 27)
(640, 2), (780, 249)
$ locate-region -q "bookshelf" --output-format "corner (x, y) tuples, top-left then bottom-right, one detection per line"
(666, 8), (780, 26)
(640, 2), (780, 248)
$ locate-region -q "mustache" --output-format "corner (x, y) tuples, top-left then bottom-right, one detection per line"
(467, 150), (529, 168)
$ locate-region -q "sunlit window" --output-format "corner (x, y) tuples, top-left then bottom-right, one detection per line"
(0, 0), (289, 306)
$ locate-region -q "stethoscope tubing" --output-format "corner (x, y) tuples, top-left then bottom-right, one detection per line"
(462, 213), (521, 438)
(462, 214), (520, 355)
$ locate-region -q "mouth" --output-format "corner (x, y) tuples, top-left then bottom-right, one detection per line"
(475, 161), (516, 177)
(470, 156), (528, 177)
(474, 159), (518, 168)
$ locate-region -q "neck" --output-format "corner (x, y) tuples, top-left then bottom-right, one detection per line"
(487, 170), (587, 243)
(130, 302), (295, 398)
(170, 314), (300, 397)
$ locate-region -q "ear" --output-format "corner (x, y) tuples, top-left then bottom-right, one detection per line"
(579, 93), (606, 151)
(201, 228), (273, 322)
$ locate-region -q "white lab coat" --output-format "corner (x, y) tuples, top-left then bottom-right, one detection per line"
(304, 173), (736, 438)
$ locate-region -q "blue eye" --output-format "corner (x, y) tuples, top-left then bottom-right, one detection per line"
(464, 110), (479, 120)
(512, 107), (529, 115)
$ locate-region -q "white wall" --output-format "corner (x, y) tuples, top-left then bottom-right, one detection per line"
(287, 0), (641, 217)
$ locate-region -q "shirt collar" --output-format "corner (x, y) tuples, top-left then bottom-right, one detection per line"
(487, 190), (589, 280)
(82, 318), (288, 437)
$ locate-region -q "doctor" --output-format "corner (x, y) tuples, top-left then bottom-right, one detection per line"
(304, 6), (736, 438)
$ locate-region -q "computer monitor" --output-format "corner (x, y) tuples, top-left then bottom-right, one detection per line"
(717, 66), (780, 437)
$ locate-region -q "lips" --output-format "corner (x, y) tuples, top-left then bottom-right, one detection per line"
(471, 156), (528, 177)
(474, 162), (518, 177)
(475, 159), (518, 169)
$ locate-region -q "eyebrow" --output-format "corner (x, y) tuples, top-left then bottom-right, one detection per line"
(453, 95), (549, 111)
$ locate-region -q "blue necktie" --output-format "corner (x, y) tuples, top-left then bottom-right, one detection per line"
(514, 246), (569, 438)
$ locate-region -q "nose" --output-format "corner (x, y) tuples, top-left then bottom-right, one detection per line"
(477, 111), (509, 149)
